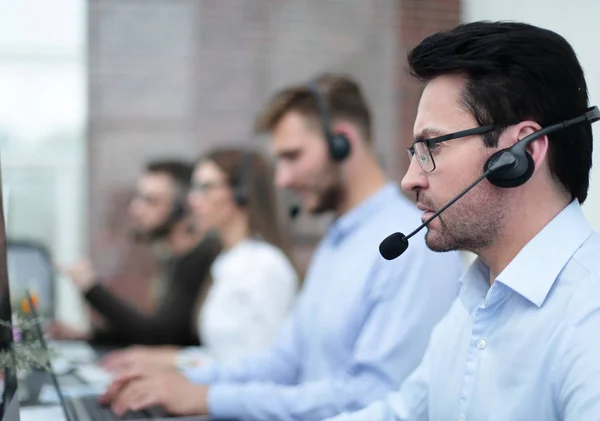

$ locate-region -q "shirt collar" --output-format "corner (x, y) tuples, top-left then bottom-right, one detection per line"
(461, 200), (593, 311)
(326, 182), (399, 246)
(459, 258), (491, 314)
(495, 200), (592, 307)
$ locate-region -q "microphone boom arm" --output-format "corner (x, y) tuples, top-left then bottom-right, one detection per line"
(404, 169), (492, 241)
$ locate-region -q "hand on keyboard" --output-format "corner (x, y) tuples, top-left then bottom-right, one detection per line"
(99, 367), (208, 417)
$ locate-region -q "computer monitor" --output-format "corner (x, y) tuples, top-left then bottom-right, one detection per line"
(7, 240), (55, 320)
(0, 153), (20, 419)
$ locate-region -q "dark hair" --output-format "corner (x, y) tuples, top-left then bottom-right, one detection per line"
(254, 73), (373, 142)
(145, 160), (194, 193)
(199, 148), (294, 263)
(408, 21), (593, 203)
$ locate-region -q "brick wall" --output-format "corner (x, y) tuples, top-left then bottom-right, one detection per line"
(87, 0), (460, 314)
(397, 0), (462, 187)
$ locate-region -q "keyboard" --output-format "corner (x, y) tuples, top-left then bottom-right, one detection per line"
(49, 340), (97, 364)
(67, 395), (166, 420)
(75, 364), (113, 387)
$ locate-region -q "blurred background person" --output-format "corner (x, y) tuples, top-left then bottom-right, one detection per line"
(47, 160), (222, 347)
(100, 147), (299, 370)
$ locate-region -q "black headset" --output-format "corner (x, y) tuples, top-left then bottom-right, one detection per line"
(233, 150), (254, 206)
(130, 187), (188, 242)
(168, 196), (187, 222)
(306, 81), (351, 162)
(483, 106), (600, 188)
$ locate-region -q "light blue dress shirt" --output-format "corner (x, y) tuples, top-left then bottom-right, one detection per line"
(322, 199), (600, 421)
(184, 182), (463, 421)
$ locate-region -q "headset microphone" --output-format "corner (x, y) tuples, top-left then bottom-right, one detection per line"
(289, 204), (301, 219)
(379, 105), (600, 260)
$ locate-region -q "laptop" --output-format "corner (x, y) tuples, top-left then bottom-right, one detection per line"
(7, 240), (55, 321)
(0, 154), (20, 420)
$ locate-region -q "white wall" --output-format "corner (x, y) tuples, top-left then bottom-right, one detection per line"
(463, 0), (600, 232)
(0, 0), (89, 330)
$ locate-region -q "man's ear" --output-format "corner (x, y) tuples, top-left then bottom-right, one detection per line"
(513, 121), (549, 173)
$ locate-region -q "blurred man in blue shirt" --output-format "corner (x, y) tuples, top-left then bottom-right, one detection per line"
(100, 73), (464, 419)
(319, 21), (600, 421)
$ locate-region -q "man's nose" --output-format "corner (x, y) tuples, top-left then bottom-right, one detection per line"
(401, 155), (429, 193)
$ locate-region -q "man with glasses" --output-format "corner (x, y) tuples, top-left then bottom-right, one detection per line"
(48, 160), (221, 348)
(318, 21), (600, 421)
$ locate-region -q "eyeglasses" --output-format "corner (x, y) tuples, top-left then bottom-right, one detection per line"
(131, 191), (163, 206)
(189, 181), (228, 195)
(407, 125), (497, 173)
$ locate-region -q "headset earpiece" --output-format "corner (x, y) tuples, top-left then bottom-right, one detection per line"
(233, 151), (253, 206)
(484, 148), (535, 188)
(328, 133), (351, 162)
(234, 183), (247, 206)
(170, 200), (187, 221)
(306, 82), (351, 162)
(483, 105), (600, 188)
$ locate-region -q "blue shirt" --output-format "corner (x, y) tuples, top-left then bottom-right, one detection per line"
(184, 183), (464, 421)
(322, 200), (600, 421)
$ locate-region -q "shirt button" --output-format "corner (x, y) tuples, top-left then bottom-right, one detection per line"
(476, 339), (487, 349)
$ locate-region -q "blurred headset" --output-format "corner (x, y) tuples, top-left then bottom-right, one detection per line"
(167, 193), (187, 223)
(306, 81), (351, 162)
(284, 82), (352, 220)
(130, 175), (191, 242)
(233, 150), (254, 206)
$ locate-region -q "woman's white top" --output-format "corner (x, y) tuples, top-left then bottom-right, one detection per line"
(175, 238), (298, 367)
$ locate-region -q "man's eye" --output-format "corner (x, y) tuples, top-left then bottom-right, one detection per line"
(279, 151), (300, 162)
(428, 143), (441, 153)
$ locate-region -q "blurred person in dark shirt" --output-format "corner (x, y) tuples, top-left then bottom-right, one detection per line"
(47, 160), (221, 347)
